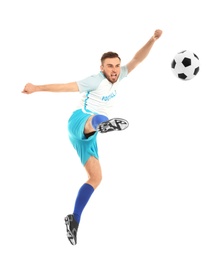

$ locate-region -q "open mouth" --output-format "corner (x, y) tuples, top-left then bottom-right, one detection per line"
(111, 74), (117, 80)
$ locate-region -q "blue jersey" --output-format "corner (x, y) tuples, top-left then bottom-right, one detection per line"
(76, 66), (128, 117)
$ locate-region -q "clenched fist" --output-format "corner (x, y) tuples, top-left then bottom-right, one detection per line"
(153, 29), (162, 41)
(22, 83), (37, 94)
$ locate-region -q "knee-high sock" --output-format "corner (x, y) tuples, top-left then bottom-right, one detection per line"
(91, 114), (108, 130)
(73, 183), (94, 224)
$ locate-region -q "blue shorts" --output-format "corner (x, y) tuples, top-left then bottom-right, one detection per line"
(68, 109), (99, 166)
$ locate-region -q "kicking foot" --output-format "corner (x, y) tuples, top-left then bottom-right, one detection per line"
(64, 214), (79, 245)
(97, 118), (129, 133)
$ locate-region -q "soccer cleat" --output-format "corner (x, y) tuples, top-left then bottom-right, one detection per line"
(64, 214), (79, 245)
(97, 118), (129, 133)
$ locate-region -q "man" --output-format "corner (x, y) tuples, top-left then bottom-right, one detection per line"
(22, 29), (162, 245)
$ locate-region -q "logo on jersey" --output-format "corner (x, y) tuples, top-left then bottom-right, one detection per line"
(102, 90), (116, 101)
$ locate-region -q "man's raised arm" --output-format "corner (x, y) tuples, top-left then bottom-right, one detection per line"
(126, 29), (162, 74)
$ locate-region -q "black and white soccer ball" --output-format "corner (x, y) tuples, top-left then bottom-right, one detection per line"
(171, 50), (200, 80)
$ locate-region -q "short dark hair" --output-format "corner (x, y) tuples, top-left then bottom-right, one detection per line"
(101, 52), (121, 64)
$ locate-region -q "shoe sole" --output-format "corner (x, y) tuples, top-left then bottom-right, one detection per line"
(64, 217), (77, 245)
(97, 118), (129, 133)
(67, 230), (76, 245)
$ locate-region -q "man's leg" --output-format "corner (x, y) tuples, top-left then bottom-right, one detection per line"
(73, 156), (102, 223)
(65, 156), (102, 245)
(84, 114), (129, 135)
(84, 114), (108, 135)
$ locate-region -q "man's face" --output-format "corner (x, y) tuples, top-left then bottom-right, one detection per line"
(100, 57), (121, 83)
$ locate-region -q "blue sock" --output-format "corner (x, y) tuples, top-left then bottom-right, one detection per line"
(73, 183), (94, 224)
(91, 114), (108, 130)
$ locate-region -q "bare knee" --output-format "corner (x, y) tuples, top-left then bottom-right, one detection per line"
(87, 174), (102, 189)
(84, 156), (102, 189)
(84, 115), (95, 134)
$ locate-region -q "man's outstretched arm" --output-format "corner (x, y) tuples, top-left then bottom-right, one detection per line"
(126, 29), (163, 74)
(22, 82), (79, 94)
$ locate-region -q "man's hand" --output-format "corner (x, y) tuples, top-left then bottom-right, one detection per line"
(153, 29), (163, 41)
(22, 83), (37, 94)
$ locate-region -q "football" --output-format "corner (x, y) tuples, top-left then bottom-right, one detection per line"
(171, 50), (200, 80)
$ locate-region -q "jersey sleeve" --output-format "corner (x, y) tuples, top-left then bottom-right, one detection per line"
(119, 65), (128, 81)
(76, 73), (104, 93)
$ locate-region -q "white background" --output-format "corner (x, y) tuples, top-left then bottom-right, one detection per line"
(0, 0), (209, 259)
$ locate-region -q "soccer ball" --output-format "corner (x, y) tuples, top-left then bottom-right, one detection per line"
(171, 50), (200, 80)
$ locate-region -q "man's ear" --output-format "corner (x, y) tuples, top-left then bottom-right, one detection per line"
(100, 65), (104, 71)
